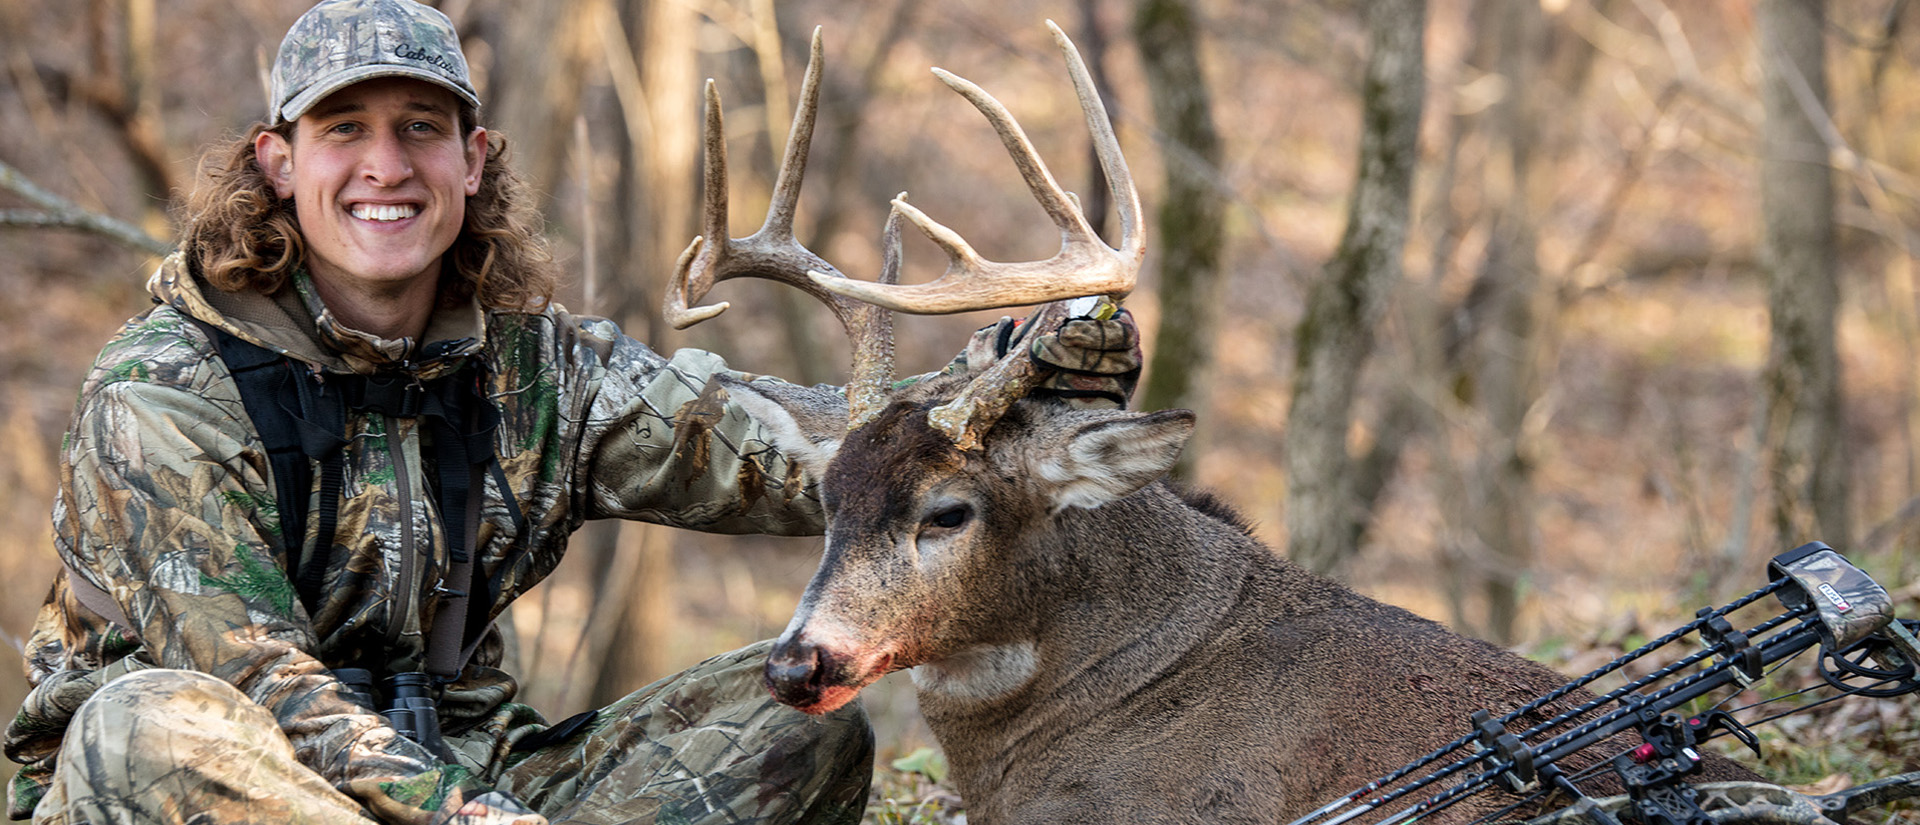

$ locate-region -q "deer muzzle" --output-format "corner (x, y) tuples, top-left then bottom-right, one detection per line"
(765, 629), (894, 716)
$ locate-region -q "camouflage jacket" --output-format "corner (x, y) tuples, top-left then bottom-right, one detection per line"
(5, 252), (826, 821)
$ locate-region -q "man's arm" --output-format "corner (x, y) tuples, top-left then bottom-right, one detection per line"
(570, 308), (1140, 535)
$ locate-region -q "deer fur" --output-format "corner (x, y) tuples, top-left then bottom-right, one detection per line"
(726, 372), (1758, 824)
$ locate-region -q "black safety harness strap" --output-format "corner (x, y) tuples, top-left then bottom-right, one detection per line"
(201, 322), (342, 601)
(189, 320), (523, 680)
(403, 365), (507, 683)
(63, 322), (337, 645)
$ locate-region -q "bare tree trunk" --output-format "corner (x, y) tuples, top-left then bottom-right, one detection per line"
(1283, 0), (1426, 577)
(1858, 3), (1918, 565)
(576, 0), (701, 704)
(594, 0), (699, 343)
(1467, 224), (1541, 645)
(76, 0), (172, 223)
(118, 0), (163, 213)
(1368, 2), (1477, 612)
(482, 0), (597, 201)
(596, 0), (660, 340)
(1452, 1), (1545, 645)
(795, 1), (918, 383)
(1757, 0), (1849, 550)
(640, 0), (700, 331)
(1133, 0), (1226, 477)
(588, 522), (675, 705)
(755, 1), (832, 387)
(803, 0), (916, 271)
(1076, 0), (1117, 241)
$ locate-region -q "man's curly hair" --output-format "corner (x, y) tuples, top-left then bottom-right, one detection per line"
(180, 110), (557, 311)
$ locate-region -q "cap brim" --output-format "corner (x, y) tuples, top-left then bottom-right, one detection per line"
(275, 64), (482, 125)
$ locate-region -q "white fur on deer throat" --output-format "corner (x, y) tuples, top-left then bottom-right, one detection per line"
(911, 640), (1039, 701)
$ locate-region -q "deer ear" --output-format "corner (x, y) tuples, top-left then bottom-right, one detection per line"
(1035, 409), (1196, 511)
(718, 375), (847, 479)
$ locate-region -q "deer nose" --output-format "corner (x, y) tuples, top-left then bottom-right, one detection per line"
(765, 635), (827, 707)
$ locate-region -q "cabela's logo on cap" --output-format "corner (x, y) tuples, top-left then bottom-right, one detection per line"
(394, 43), (460, 74)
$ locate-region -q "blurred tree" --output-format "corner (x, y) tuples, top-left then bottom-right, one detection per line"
(476, 0), (599, 207)
(579, 0), (702, 709)
(85, 0), (172, 229)
(1852, 2), (1919, 560)
(791, 0), (920, 386)
(1758, 0), (1849, 551)
(1133, 0), (1225, 474)
(1445, 0), (1548, 645)
(1282, 0), (1425, 578)
(1074, 0), (1118, 241)
(759, 2), (834, 388)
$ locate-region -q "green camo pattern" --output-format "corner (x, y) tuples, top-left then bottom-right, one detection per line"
(5, 251), (839, 823)
(31, 648), (869, 824)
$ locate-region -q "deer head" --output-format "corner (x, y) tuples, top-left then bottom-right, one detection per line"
(668, 22), (1152, 714)
(733, 378), (1195, 714)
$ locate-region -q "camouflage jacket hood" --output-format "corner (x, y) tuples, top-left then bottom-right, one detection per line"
(5, 252), (826, 821)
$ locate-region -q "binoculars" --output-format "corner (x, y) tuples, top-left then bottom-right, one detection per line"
(333, 668), (445, 754)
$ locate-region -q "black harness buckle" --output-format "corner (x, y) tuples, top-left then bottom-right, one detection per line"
(342, 371), (428, 417)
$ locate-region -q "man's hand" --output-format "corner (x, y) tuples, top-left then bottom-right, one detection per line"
(1029, 309), (1142, 409)
(950, 307), (1143, 409)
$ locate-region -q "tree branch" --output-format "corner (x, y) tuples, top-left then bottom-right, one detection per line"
(0, 160), (170, 255)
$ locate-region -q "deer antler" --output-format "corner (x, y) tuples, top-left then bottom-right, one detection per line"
(907, 20), (1145, 450)
(809, 20), (1143, 316)
(669, 22), (1142, 447)
(665, 28), (898, 428)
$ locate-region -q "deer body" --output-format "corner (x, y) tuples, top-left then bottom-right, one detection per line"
(915, 484), (1578, 823)
(727, 387), (1756, 824)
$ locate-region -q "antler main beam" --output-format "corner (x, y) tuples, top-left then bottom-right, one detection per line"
(911, 21), (1144, 450)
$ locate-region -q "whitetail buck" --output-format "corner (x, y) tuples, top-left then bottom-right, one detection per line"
(668, 23), (1758, 824)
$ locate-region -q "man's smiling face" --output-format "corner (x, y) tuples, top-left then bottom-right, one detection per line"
(257, 77), (485, 304)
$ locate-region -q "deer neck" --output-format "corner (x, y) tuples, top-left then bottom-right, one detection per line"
(1037, 498), (1257, 690)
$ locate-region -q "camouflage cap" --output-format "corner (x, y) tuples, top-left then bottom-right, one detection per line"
(269, 0), (481, 126)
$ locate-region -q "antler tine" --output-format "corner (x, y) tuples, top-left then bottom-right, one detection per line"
(666, 33), (837, 330)
(663, 28), (897, 427)
(661, 80), (741, 329)
(1050, 17), (1144, 267)
(808, 19), (1143, 315)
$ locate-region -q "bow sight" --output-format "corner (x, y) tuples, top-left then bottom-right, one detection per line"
(1290, 542), (1920, 825)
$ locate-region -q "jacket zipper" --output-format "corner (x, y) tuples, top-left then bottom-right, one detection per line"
(384, 414), (419, 650)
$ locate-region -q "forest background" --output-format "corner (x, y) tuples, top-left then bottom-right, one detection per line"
(2, 0), (1917, 808)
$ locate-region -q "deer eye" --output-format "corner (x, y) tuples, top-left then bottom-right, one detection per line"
(923, 504), (972, 531)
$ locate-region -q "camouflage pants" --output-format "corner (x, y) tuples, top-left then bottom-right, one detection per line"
(33, 642), (873, 825)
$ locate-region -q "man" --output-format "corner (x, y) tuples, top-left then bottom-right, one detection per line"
(2, 1), (1141, 823)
